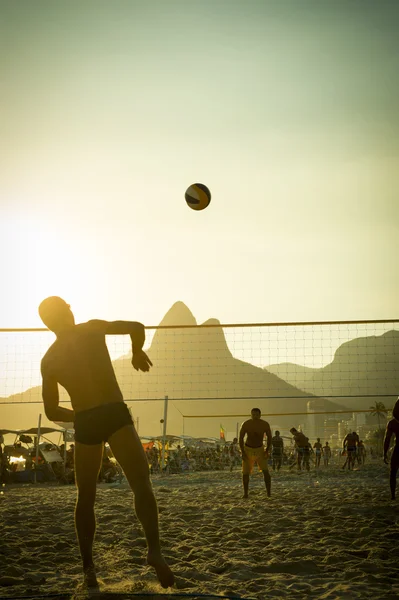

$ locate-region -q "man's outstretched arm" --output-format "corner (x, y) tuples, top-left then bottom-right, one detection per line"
(89, 320), (145, 350)
(88, 320), (152, 372)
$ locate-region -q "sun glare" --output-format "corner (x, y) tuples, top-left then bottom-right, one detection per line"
(1, 213), (94, 326)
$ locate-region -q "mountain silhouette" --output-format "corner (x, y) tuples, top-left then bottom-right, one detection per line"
(266, 330), (399, 411)
(111, 303), (344, 436)
(1, 302), (351, 437)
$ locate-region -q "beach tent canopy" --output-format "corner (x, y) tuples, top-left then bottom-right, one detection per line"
(151, 435), (182, 442)
(54, 421), (74, 430)
(0, 427), (65, 436)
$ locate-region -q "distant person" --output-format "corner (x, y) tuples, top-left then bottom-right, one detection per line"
(229, 437), (239, 472)
(290, 428), (311, 471)
(239, 408), (272, 498)
(357, 440), (366, 465)
(313, 438), (323, 468)
(38, 296), (174, 589)
(342, 431), (359, 470)
(271, 431), (284, 472)
(383, 398), (399, 501)
(323, 442), (331, 467)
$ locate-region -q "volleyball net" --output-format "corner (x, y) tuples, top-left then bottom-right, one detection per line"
(0, 318), (398, 443)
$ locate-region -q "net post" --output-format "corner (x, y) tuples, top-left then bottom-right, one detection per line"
(63, 430), (67, 471)
(161, 395), (168, 471)
(34, 413), (42, 484)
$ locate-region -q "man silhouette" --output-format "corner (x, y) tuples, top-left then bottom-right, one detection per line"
(323, 441), (331, 467)
(290, 427), (311, 471)
(342, 431), (359, 470)
(39, 297), (174, 589)
(271, 430), (284, 472)
(239, 408), (272, 498)
(383, 398), (399, 501)
(313, 438), (323, 468)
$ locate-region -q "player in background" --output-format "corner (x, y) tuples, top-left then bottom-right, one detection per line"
(290, 428), (311, 471)
(39, 297), (174, 589)
(313, 438), (323, 468)
(323, 441), (332, 467)
(357, 440), (366, 466)
(239, 409), (272, 498)
(342, 431), (359, 470)
(271, 431), (284, 472)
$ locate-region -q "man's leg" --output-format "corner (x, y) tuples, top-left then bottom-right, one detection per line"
(243, 474), (250, 498)
(242, 452), (251, 498)
(108, 425), (174, 588)
(74, 441), (104, 586)
(263, 469), (271, 496)
(390, 456), (399, 500)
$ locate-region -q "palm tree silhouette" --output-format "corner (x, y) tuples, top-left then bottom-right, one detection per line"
(370, 401), (388, 451)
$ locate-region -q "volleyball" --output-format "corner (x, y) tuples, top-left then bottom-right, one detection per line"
(185, 183), (211, 211)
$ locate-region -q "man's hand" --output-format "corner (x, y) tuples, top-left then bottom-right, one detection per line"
(383, 454), (389, 465)
(241, 450), (248, 460)
(131, 350), (153, 373)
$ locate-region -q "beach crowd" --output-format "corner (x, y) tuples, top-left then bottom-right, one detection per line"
(0, 428), (375, 486)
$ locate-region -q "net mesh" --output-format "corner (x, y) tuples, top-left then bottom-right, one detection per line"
(1, 320), (397, 403)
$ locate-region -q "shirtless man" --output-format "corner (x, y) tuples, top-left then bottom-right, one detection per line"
(323, 441), (331, 467)
(271, 430), (284, 472)
(313, 438), (323, 468)
(39, 297), (174, 589)
(239, 408), (272, 498)
(383, 398), (399, 500)
(290, 428), (311, 471)
(342, 431), (359, 470)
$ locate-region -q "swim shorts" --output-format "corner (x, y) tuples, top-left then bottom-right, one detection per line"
(242, 445), (269, 474)
(74, 402), (133, 445)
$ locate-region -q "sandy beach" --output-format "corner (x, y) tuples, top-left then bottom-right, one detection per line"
(0, 464), (398, 600)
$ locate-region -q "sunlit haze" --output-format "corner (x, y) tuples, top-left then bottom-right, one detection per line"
(1, 0), (398, 331)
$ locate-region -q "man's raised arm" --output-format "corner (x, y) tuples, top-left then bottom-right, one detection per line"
(89, 320), (145, 350)
(88, 320), (152, 372)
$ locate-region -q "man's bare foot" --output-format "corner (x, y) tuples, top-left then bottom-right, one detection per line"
(147, 552), (175, 588)
(243, 494), (248, 499)
(83, 564), (98, 588)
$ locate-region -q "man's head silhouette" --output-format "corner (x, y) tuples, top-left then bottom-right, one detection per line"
(38, 296), (75, 333)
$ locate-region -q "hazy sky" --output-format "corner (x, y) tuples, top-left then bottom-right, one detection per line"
(1, 0), (398, 330)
